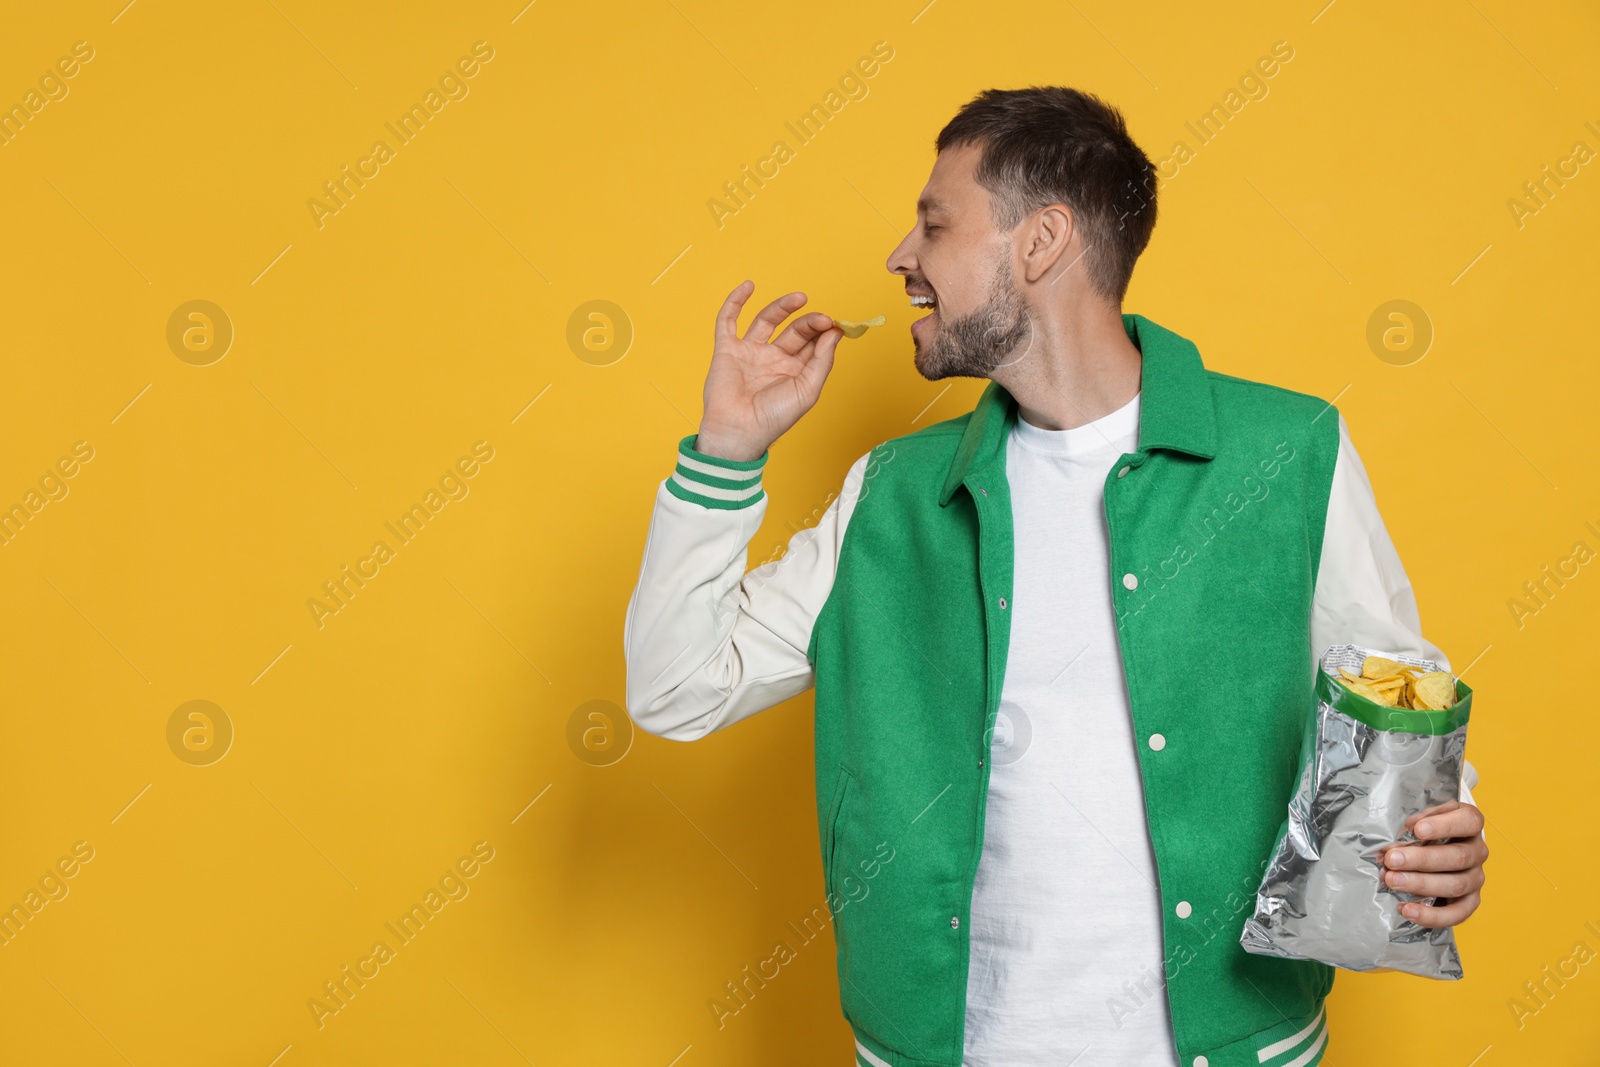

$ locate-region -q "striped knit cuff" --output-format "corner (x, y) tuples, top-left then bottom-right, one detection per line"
(665, 433), (767, 510)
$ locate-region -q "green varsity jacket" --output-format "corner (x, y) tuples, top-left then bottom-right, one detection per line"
(629, 314), (1351, 1067)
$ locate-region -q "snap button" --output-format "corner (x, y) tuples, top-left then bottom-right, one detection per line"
(1175, 901), (1192, 919)
(998, 596), (1007, 610)
(1122, 573), (1138, 590)
(1194, 1058), (1209, 1067)
(1117, 465), (1131, 478)
(1148, 733), (1166, 751)
(979, 487), (988, 496)
(951, 916), (960, 929)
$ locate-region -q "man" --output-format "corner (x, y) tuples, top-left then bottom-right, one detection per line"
(624, 87), (1487, 1067)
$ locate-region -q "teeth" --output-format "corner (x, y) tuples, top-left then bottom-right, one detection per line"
(910, 295), (936, 308)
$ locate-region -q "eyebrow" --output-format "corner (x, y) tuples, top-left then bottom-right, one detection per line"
(916, 195), (946, 215)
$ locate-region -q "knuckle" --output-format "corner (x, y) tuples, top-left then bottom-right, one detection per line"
(1420, 877), (1446, 900)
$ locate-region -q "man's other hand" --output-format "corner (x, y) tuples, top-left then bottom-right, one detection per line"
(1378, 800), (1488, 928)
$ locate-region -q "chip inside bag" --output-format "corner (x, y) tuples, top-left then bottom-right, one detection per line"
(1239, 644), (1473, 980)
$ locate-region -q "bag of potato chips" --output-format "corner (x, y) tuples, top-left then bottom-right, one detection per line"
(1239, 644), (1472, 980)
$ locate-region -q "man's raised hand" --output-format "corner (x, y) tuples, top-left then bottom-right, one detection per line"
(693, 281), (844, 463)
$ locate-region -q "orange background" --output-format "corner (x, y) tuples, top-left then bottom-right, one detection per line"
(1, 1), (1596, 1064)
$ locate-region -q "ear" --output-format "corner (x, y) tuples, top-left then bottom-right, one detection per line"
(1022, 203), (1078, 284)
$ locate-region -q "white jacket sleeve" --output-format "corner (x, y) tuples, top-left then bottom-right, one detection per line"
(623, 433), (874, 742)
(1311, 414), (1480, 807)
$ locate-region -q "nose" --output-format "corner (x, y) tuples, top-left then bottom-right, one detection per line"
(886, 229), (917, 278)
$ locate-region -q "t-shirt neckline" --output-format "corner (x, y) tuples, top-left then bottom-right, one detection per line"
(1011, 390), (1141, 457)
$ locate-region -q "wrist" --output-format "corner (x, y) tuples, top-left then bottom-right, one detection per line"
(692, 427), (768, 464)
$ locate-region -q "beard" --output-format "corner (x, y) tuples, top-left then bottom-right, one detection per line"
(912, 252), (1032, 381)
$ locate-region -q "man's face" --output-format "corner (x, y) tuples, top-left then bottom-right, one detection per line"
(886, 143), (1032, 381)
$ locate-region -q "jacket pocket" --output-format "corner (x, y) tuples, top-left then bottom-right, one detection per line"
(825, 766), (855, 909)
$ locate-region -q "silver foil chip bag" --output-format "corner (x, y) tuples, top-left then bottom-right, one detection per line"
(1239, 644), (1473, 980)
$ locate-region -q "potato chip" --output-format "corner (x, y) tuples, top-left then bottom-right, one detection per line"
(1361, 656), (1407, 680)
(1337, 677), (1388, 704)
(833, 314), (886, 338)
(1413, 671), (1456, 711)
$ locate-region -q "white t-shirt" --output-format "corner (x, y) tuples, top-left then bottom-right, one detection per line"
(962, 391), (1179, 1065)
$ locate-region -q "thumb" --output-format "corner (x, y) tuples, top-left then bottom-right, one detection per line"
(797, 327), (841, 401)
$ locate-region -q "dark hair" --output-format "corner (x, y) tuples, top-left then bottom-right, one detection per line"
(935, 87), (1157, 304)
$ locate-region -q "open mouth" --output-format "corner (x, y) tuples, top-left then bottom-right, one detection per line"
(909, 292), (937, 336)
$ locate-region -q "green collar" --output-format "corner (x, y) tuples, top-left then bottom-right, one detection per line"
(938, 313), (1218, 506)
